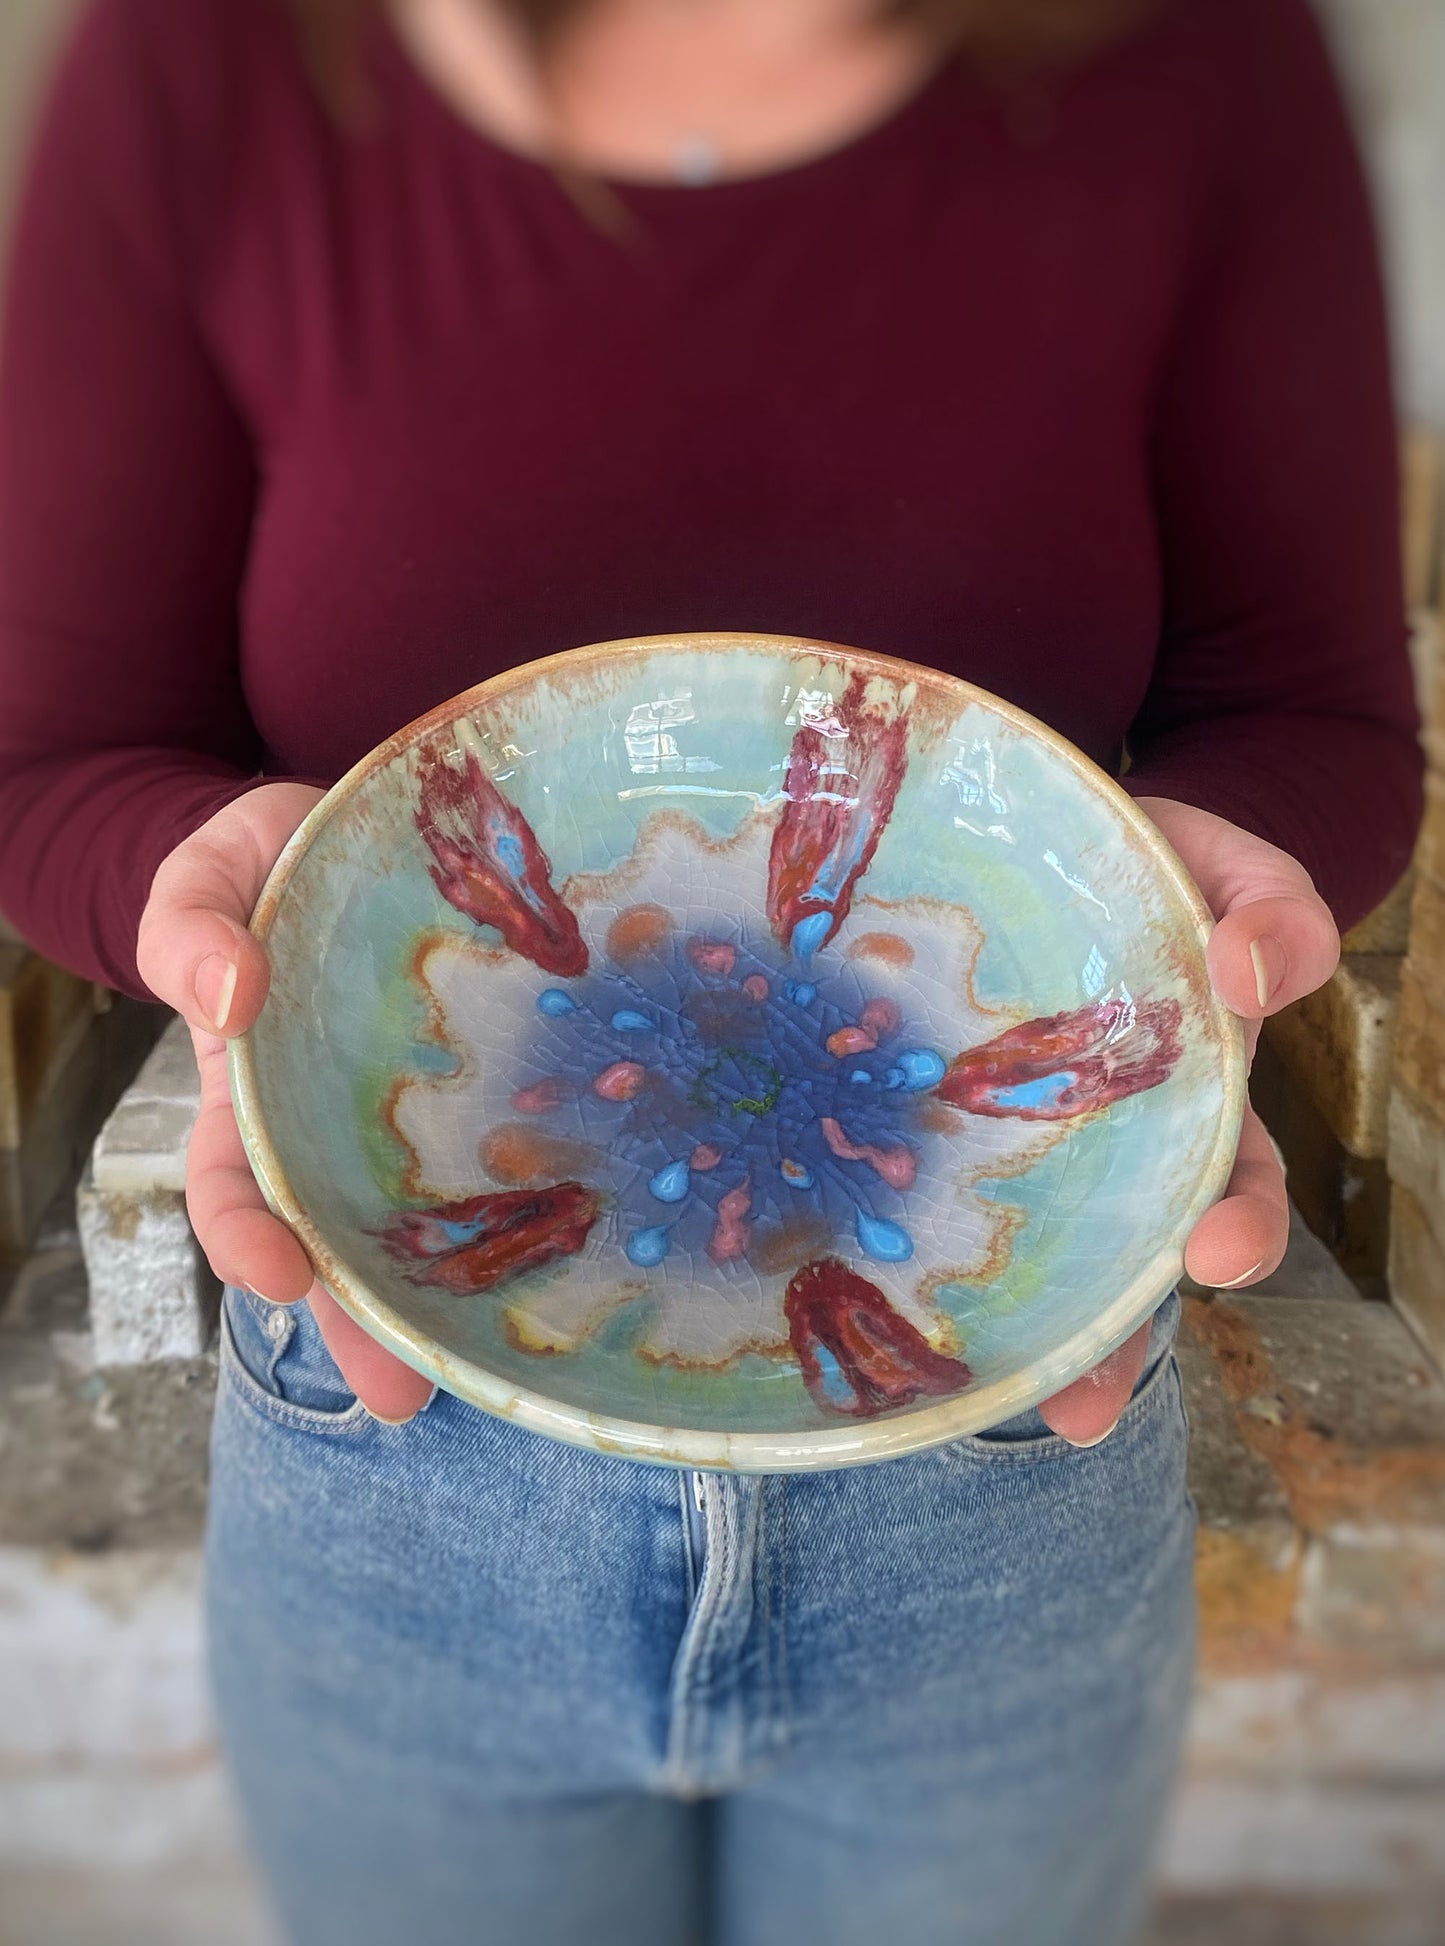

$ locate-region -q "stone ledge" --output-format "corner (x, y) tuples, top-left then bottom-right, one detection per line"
(1389, 1185), (1445, 1372)
(1266, 956), (1401, 1162)
(1185, 1667), (1445, 1785)
(1251, 1038), (1390, 1280)
(76, 1017), (215, 1365)
(90, 1018), (199, 1197)
(1184, 1293), (1445, 1672)
(1157, 1779), (1445, 1898)
(0, 1547), (211, 1766)
(0, 1222), (213, 1552)
(77, 1173), (218, 1367)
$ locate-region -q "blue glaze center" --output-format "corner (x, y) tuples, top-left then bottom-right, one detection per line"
(523, 928), (948, 1270)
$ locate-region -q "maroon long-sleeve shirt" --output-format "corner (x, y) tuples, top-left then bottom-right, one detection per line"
(0, 0), (1422, 996)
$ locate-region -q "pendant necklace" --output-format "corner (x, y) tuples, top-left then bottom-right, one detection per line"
(672, 133), (723, 185)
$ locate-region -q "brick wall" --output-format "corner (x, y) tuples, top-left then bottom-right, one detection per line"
(1390, 573), (1445, 1359)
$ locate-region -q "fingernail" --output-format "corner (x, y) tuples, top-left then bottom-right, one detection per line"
(1249, 936), (1285, 1011)
(196, 954), (238, 1033)
(371, 1385), (438, 1427)
(1215, 1257), (1268, 1290)
(1067, 1419), (1119, 1449)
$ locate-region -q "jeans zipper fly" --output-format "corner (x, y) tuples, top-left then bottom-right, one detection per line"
(686, 1470), (707, 1579)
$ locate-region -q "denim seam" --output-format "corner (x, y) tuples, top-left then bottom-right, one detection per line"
(664, 1477), (726, 1793)
(219, 1301), (372, 1437)
(759, 1475), (773, 1743)
(679, 1470), (698, 1607)
(936, 1347), (1178, 1469)
(777, 1474), (790, 1741)
(235, 1285), (292, 1388)
(763, 1473), (789, 1755)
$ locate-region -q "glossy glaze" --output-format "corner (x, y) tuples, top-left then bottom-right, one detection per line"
(231, 633), (1245, 1470)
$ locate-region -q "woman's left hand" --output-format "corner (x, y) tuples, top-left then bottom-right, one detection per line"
(1035, 795), (1342, 1446)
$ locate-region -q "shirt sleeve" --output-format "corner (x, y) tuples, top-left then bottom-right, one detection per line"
(1124, 0), (1423, 932)
(0, 0), (266, 995)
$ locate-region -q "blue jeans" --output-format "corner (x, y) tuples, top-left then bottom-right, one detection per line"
(207, 1285), (1195, 1946)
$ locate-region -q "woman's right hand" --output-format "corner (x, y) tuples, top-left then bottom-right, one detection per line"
(135, 783), (438, 1423)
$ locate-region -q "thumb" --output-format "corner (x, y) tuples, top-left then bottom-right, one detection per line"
(1131, 796), (1340, 1022)
(135, 783), (324, 1035)
(1206, 890), (1340, 1022)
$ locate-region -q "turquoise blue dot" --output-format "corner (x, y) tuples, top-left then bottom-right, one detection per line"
(785, 981), (818, 1007)
(536, 989), (577, 1017)
(885, 1068), (904, 1089)
(780, 1159), (814, 1189)
(850, 1069), (872, 1085)
(611, 1009), (652, 1032)
(856, 1210), (914, 1263)
(648, 1160), (691, 1203)
(626, 1226), (670, 1267)
(895, 1048), (946, 1091)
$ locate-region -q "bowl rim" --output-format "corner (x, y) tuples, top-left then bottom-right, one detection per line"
(229, 629), (1247, 1471)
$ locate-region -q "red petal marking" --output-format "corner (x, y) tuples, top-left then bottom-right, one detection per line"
(826, 1026), (877, 1057)
(687, 938), (737, 977)
(690, 1144), (723, 1171)
(416, 742), (587, 977)
(767, 673), (909, 958)
(708, 1183), (752, 1263)
(936, 997), (1184, 1120)
(376, 1183), (600, 1295)
(742, 975), (770, 1002)
(594, 1061), (647, 1101)
(819, 1115), (918, 1190)
(785, 1258), (971, 1418)
(511, 1077), (573, 1114)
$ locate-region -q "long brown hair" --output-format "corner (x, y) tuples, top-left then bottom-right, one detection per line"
(289, 0), (1150, 126)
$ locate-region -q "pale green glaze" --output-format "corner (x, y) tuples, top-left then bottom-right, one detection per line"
(230, 634), (1246, 1471)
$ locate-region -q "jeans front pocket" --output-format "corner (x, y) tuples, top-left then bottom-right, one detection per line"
(936, 1290), (1185, 1469)
(219, 1285), (371, 1435)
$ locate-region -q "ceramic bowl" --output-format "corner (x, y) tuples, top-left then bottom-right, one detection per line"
(231, 633), (1245, 1469)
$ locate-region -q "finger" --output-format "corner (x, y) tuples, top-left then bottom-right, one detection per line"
(186, 1028), (313, 1301)
(1038, 1320), (1152, 1446)
(1130, 797), (1340, 1020)
(1183, 1100), (1289, 1290)
(1207, 892), (1339, 1022)
(136, 784), (323, 1036)
(308, 1282), (438, 1423)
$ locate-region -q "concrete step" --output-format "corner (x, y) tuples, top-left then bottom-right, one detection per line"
(1150, 1896), (1445, 1946)
(4, 1081), (1444, 1920)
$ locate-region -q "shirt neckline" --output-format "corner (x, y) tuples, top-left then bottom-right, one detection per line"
(375, 20), (960, 210)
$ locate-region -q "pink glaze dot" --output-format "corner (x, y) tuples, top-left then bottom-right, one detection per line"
(742, 974), (769, 1002)
(708, 1183), (752, 1262)
(690, 1144), (723, 1171)
(687, 937), (737, 978)
(511, 1078), (571, 1114)
(859, 997), (901, 1039)
(826, 1026), (878, 1058)
(871, 1146), (918, 1190)
(594, 1061), (647, 1101)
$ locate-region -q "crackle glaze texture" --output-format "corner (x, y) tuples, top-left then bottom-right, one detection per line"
(232, 635), (1243, 1468)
